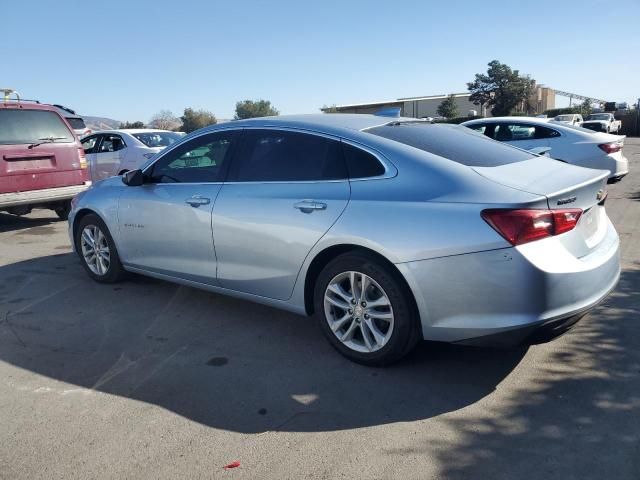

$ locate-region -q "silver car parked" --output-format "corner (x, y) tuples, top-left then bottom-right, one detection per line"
(68, 114), (620, 365)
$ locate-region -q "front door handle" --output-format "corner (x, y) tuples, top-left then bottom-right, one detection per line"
(294, 200), (327, 213)
(185, 196), (211, 207)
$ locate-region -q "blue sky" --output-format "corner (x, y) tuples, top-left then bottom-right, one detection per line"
(3, 0), (638, 122)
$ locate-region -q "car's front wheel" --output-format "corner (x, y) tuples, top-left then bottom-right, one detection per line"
(314, 252), (420, 366)
(75, 214), (126, 283)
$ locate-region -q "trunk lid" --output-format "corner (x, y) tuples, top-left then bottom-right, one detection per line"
(473, 157), (609, 257)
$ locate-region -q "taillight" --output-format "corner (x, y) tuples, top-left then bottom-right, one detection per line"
(481, 208), (583, 246)
(78, 147), (88, 169)
(598, 142), (622, 154)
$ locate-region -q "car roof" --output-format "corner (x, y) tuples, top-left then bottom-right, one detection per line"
(0, 101), (64, 113)
(90, 129), (176, 135)
(463, 116), (553, 125)
(201, 113), (422, 137)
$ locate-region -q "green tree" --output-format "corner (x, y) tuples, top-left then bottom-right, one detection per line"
(234, 99), (279, 119)
(579, 98), (593, 116)
(467, 60), (534, 116)
(118, 121), (145, 129)
(180, 108), (217, 133)
(436, 94), (459, 119)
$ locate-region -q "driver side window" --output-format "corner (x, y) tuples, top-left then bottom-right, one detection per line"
(149, 130), (238, 183)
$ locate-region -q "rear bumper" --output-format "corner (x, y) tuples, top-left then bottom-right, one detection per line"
(397, 217), (620, 346)
(0, 182), (91, 209)
(608, 170), (628, 183)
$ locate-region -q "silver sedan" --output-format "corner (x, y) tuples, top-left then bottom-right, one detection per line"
(68, 114), (620, 365)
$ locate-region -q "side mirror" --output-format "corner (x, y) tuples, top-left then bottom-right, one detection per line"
(122, 169), (145, 186)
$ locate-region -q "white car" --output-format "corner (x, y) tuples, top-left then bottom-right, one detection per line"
(81, 129), (182, 182)
(551, 113), (583, 126)
(461, 117), (629, 183)
(581, 113), (622, 134)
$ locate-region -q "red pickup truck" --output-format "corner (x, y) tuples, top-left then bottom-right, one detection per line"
(0, 99), (91, 219)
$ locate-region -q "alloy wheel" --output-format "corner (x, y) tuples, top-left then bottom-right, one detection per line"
(80, 224), (111, 276)
(323, 271), (394, 353)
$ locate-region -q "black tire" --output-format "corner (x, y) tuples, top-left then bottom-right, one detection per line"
(54, 201), (71, 220)
(75, 213), (126, 283)
(314, 252), (421, 366)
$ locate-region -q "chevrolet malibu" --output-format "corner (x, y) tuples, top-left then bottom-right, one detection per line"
(68, 114), (620, 365)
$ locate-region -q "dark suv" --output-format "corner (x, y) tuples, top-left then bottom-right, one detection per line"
(0, 98), (91, 219)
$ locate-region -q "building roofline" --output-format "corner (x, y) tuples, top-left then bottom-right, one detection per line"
(398, 93), (471, 101)
(327, 93), (473, 111)
(330, 99), (403, 109)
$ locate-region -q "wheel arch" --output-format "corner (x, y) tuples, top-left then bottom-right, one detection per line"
(303, 244), (419, 320)
(71, 208), (111, 251)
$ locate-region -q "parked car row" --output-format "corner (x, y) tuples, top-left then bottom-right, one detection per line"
(0, 91), (628, 365)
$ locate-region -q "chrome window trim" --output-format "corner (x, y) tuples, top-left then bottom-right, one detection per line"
(224, 125), (396, 185)
(142, 125), (397, 185)
(340, 138), (397, 182)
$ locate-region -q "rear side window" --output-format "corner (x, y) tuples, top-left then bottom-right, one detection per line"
(0, 109), (74, 145)
(495, 123), (560, 141)
(366, 123), (535, 167)
(342, 143), (385, 178)
(133, 131), (181, 147)
(66, 117), (87, 129)
(229, 129), (347, 182)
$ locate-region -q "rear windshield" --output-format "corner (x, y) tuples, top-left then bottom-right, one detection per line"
(366, 123), (535, 167)
(66, 117), (87, 129)
(0, 109), (74, 145)
(133, 131), (181, 148)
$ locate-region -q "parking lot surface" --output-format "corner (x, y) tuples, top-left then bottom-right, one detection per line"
(1, 140), (639, 479)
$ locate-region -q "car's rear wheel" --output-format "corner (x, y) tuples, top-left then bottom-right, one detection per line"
(314, 252), (420, 366)
(75, 214), (126, 283)
(54, 201), (71, 220)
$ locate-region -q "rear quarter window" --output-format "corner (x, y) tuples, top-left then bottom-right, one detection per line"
(342, 143), (385, 178)
(0, 109), (74, 145)
(66, 117), (87, 130)
(366, 123), (535, 167)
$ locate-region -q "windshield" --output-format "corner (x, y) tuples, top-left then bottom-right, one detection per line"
(587, 114), (610, 121)
(554, 115), (573, 121)
(133, 131), (181, 148)
(366, 123), (535, 167)
(66, 117), (87, 129)
(0, 109), (74, 145)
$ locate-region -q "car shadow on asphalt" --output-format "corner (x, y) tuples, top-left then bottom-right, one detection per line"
(394, 267), (640, 479)
(0, 212), (62, 234)
(3, 253), (527, 434)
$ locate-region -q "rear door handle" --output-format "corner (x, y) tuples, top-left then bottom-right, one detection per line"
(185, 196), (211, 207)
(294, 200), (327, 213)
